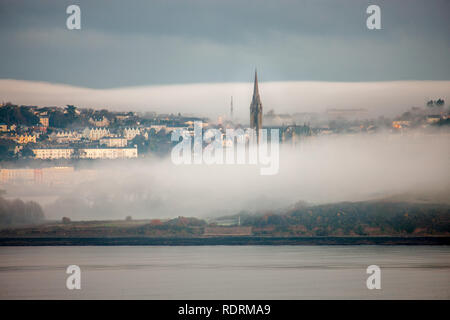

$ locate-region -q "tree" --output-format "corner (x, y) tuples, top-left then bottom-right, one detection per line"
(21, 146), (35, 158)
(38, 133), (49, 141)
(0, 139), (17, 160)
(0, 104), (39, 126)
(427, 99), (445, 108)
(435, 99), (445, 107)
(0, 196), (45, 227)
(62, 217), (71, 224)
(131, 134), (151, 154)
(66, 105), (77, 117)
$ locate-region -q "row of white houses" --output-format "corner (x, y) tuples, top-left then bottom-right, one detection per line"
(49, 126), (166, 143)
(32, 146), (138, 160)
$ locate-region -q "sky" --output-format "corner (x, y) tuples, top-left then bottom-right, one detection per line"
(0, 0), (449, 88)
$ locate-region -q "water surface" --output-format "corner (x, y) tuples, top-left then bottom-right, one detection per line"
(0, 246), (449, 299)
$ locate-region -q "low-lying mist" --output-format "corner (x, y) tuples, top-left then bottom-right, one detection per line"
(24, 131), (449, 221)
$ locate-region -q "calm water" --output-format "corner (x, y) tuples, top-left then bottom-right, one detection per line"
(0, 246), (449, 299)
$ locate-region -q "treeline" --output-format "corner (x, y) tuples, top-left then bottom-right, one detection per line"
(132, 217), (206, 237)
(0, 104), (39, 126)
(242, 201), (450, 236)
(0, 193), (45, 227)
(426, 99), (445, 108)
(0, 103), (116, 129)
(0, 216), (207, 237)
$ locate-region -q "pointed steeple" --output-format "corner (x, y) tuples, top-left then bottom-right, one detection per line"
(249, 69), (263, 143)
(252, 69), (260, 102)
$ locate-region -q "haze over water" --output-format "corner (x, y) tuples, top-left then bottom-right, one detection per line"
(0, 246), (449, 299)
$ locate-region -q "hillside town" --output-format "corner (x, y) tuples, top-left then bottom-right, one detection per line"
(0, 97), (448, 165)
(0, 102), (209, 161)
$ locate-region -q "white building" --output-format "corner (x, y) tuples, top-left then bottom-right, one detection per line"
(50, 130), (81, 143)
(89, 116), (110, 127)
(83, 127), (111, 140)
(99, 137), (128, 147)
(32, 148), (74, 159)
(32, 147), (137, 159)
(123, 128), (141, 140)
(79, 147), (138, 159)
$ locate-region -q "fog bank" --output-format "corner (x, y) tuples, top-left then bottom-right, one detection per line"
(1, 79), (449, 121)
(28, 132), (450, 220)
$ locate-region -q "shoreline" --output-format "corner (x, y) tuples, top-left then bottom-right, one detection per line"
(1, 236), (449, 246)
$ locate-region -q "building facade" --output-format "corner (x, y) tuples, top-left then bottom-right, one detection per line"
(99, 137), (128, 147)
(14, 134), (37, 144)
(50, 130), (81, 143)
(123, 127), (141, 140)
(39, 116), (49, 127)
(83, 128), (111, 140)
(89, 116), (110, 127)
(32, 148), (74, 159)
(32, 147), (138, 159)
(79, 147), (138, 159)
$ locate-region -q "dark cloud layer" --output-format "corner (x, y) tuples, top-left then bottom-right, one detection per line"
(0, 0), (449, 88)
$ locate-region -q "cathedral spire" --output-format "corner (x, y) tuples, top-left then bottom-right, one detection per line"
(252, 69), (260, 102)
(250, 69), (263, 143)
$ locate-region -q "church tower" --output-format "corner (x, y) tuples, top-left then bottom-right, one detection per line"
(250, 70), (263, 142)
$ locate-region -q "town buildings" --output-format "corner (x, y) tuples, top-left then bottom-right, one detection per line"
(83, 127), (111, 140)
(99, 137), (128, 147)
(32, 146), (138, 160)
(13, 133), (37, 144)
(89, 116), (110, 127)
(78, 146), (137, 159)
(49, 130), (80, 143)
(32, 147), (74, 159)
(123, 127), (141, 140)
(0, 79), (448, 163)
(39, 116), (49, 127)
